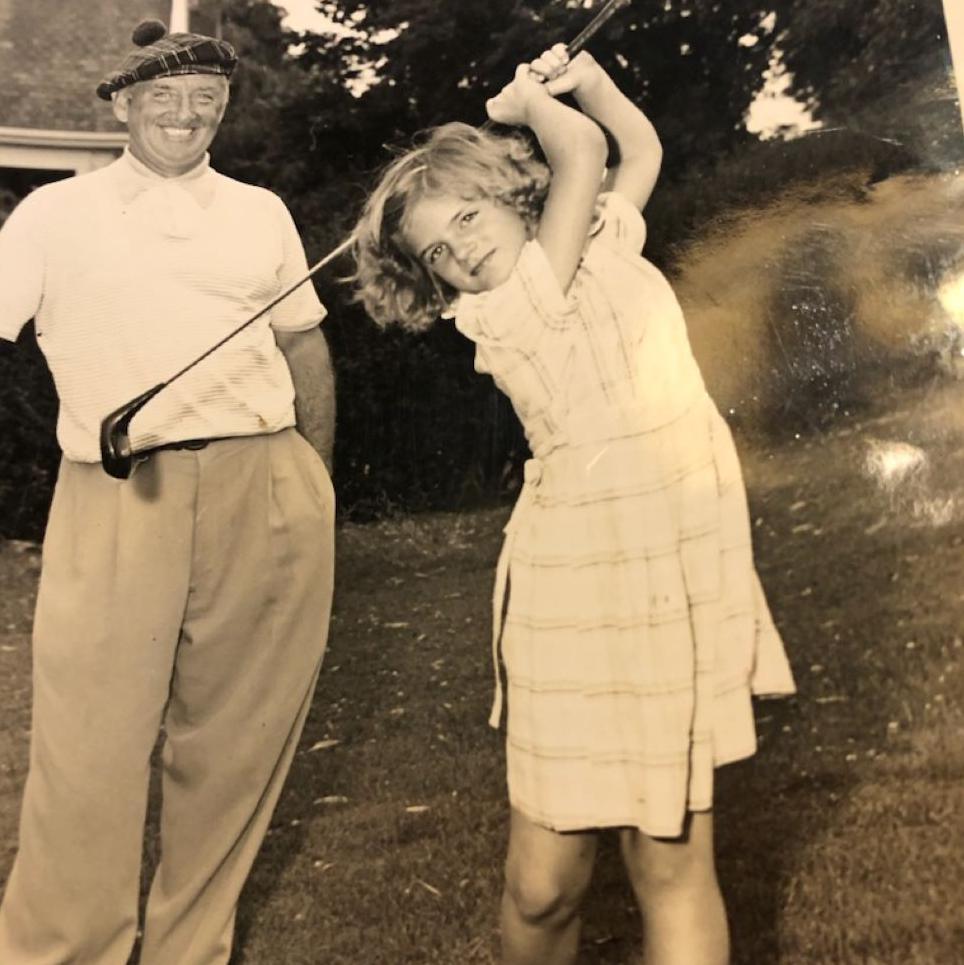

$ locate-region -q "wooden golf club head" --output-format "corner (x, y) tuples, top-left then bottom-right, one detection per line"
(99, 383), (165, 479)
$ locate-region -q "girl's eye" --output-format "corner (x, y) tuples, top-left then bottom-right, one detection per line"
(427, 244), (446, 265)
(460, 210), (477, 225)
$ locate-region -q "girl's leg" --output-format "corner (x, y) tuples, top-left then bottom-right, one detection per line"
(619, 811), (729, 965)
(501, 807), (598, 965)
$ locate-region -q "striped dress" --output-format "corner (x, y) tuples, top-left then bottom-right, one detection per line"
(454, 192), (795, 837)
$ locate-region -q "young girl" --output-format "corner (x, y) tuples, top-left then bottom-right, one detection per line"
(351, 46), (796, 965)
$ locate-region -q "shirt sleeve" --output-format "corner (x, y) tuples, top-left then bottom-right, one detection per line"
(455, 239), (574, 352)
(268, 195), (328, 333)
(0, 195), (45, 342)
(593, 191), (647, 253)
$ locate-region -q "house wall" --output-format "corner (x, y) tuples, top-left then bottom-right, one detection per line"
(0, 0), (171, 132)
(0, 0), (171, 176)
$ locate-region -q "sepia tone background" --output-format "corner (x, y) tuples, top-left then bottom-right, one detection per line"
(1, 1), (962, 962)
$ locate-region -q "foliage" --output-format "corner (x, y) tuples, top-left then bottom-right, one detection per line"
(776, 0), (953, 127)
(301, 0), (777, 173)
(0, 0), (960, 538)
(0, 329), (60, 541)
(773, 0), (960, 168)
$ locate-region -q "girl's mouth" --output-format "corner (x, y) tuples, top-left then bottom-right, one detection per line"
(471, 250), (495, 276)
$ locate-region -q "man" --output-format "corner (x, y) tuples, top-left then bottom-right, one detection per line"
(0, 20), (335, 964)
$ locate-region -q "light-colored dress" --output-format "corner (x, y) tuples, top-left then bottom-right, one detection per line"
(455, 192), (795, 837)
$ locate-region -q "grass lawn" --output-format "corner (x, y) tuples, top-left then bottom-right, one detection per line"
(1, 380), (962, 964)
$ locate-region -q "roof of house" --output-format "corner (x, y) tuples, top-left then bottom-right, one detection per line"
(0, 0), (171, 133)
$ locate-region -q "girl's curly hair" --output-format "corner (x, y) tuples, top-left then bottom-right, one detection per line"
(349, 121), (550, 333)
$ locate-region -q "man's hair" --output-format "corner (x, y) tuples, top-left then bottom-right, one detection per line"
(350, 122), (550, 333)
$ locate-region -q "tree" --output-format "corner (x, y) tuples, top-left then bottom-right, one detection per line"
(297, 0), (780, 175)
(3, 0), (956, 536)
(774, 0), (951, 126)
(773, 0), (959, 166)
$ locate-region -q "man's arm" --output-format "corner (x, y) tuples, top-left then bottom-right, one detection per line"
(0, 193), (45, 344)
(275, 326), (336, 474)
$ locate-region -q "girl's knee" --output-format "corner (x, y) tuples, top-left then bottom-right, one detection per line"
(621, 814), (719, 895)
(503, 860), (591, 928)
(502, 808), (597, 927)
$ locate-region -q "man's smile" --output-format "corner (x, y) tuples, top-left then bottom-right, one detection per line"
(159, 126), (198, 142)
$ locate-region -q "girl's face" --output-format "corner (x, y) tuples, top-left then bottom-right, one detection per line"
(402, 194), (529, 295)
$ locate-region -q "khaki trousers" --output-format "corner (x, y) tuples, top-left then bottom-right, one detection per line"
(0, 429), (334, 964)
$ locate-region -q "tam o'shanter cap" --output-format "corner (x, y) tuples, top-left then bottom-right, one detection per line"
(96, 19), (237, 101)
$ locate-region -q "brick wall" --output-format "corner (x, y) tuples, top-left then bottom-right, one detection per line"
(0, 0), (171, 132)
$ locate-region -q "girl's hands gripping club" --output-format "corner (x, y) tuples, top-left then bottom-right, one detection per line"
(485, 63), (551, 126)
(529, 44), (604, 99)
(485, 45), (606, 127)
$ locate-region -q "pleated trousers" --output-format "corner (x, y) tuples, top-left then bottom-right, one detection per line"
(0, 429), (334, 964)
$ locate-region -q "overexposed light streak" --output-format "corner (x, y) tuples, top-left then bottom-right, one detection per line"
(938, 272), (964, 327)
(863, 439), (927, 491)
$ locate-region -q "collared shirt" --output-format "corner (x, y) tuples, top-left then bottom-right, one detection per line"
(0, 150), (326, 462)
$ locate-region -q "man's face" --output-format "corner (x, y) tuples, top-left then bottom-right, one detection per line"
(112, 74), (229, 177)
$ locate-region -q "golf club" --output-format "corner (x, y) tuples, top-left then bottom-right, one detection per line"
(100, 0), (632, 479)
(99, 236), (352, 478)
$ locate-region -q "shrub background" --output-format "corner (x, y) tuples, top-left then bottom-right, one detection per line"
(0, 0), (960, 539)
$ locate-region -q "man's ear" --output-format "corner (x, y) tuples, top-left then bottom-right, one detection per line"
(111, 90), (131, 124)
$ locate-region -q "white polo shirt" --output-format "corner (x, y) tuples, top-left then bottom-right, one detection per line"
(0, 150), (326, 462)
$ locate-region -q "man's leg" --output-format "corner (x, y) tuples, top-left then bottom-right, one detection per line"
(139, 431), (334, 964)
(0, 458), (195, 964)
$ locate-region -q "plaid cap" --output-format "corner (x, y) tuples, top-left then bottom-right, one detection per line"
(96, 20), (237, 101)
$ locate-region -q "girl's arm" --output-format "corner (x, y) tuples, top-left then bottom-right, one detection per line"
(537, 46), (663, 211)
(487, 64), (608, 293)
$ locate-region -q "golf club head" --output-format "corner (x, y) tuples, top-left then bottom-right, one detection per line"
(99, 383), (165, 479)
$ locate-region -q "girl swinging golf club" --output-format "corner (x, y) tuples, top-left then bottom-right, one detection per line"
(349, 36), (795, 965)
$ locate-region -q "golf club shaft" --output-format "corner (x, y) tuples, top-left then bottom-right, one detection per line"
(159, 235), (354, 391)
(133, 0), (629, 394)
(103, 0), (633, 468)
(566, 0), (631, 56)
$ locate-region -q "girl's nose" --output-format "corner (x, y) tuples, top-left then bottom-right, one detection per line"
(452, 236), (478, 265)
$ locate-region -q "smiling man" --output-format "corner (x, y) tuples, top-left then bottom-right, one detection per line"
(115, 72), (230, 176)
(0, 20), (336, 965)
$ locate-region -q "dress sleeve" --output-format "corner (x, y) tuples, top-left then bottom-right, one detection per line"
(593, 191), (647, 253)
(0, 195), (45, 342)
(267, 194), (328, 333)
(454, 239), (573, 352)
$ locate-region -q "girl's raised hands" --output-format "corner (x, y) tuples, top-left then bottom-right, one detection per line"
(485, 44), (606, 127)
(485, 63), (550, 126)
(529, 45), (604, 98)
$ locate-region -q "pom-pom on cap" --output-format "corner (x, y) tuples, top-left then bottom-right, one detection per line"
(132, 20), (168, 47)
